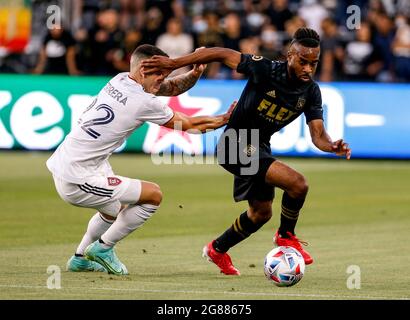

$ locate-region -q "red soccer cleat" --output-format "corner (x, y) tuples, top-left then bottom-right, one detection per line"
(202, 241), (240, 275)
(274, 230), (314, 265)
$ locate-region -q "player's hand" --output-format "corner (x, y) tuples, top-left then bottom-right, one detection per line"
(332, 139), (351, 160)
(141, 55), (176, 74)
(222, 100), (237, 124)
(140, 64), (173, 81)
(192, 63), (206, 77)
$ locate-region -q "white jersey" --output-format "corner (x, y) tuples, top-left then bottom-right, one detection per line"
(46, 72), (174, 184)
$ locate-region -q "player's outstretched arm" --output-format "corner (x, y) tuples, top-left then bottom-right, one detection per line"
(155, 64), (206, 97)
(162, 101), (237, 133)
(142, 47), (241, 74)
(308, 119), (351, 159)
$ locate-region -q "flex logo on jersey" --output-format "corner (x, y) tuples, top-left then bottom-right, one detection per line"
(107, 177), (122, 186)
(257, 99), (297, 123)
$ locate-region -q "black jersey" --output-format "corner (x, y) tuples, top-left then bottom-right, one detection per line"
(226, 54), (323, 145)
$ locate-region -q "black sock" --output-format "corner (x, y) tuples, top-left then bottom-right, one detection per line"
(279, 192), (305, 238)
(213, 211), (265, 253)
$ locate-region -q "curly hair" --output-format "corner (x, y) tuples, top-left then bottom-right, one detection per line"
(292, 28), (320, 47)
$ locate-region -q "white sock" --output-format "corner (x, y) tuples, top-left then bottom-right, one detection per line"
(101, 204), (158, 247)
(75, 212), (114, 255)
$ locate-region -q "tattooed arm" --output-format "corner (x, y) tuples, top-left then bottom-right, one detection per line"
(155, 64), (205, 97)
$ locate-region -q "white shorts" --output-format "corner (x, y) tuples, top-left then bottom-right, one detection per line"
(52, 174), (142, 217)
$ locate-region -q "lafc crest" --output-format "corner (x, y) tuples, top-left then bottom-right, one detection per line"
(243, 144), (257, 157)
(295, 97), (306, 110)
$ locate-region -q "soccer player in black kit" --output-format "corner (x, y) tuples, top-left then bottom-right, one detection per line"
(142, 28), (351, 275)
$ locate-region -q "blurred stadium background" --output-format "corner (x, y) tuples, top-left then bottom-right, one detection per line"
(1, 0), (410, 81)
(0, 0), (409, 300)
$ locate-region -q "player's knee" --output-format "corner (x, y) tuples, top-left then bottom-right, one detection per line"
(149, 183), (163, 206)
(100, 212), (116, 221)
(139, 182), (163, 205)
(292, 175), (309, 199)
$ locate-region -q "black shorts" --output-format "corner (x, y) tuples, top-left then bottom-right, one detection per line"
(220, 157), (276, 202)
(216, 132), (276, 202)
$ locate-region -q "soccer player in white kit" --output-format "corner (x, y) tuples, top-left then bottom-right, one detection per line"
(46, 44), (235, 275)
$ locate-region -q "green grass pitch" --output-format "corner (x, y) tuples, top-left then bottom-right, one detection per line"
(0, 151), (409, 300)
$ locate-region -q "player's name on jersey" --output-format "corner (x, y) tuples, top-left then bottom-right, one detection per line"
(103, 82), (128, 106)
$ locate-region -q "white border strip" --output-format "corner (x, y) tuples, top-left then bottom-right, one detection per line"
(1, 284), (409, 300)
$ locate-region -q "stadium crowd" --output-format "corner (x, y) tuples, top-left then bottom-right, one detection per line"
(2, 0), (410, 82)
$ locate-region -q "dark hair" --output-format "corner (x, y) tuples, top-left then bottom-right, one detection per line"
(292, 28), (320, 48)
(131, 44), (169, 59)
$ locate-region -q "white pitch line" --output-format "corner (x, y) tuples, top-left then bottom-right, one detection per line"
(0, 284), (409, 300)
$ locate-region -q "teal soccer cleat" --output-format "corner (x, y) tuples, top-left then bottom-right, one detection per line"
(66, 255), (107, 272)
(84, 240), (128, 275)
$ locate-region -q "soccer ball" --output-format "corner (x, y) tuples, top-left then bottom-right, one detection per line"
(264, 246), (305, 287)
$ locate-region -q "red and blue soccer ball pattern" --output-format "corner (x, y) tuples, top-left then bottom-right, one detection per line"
(264, 246), (305, 287)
